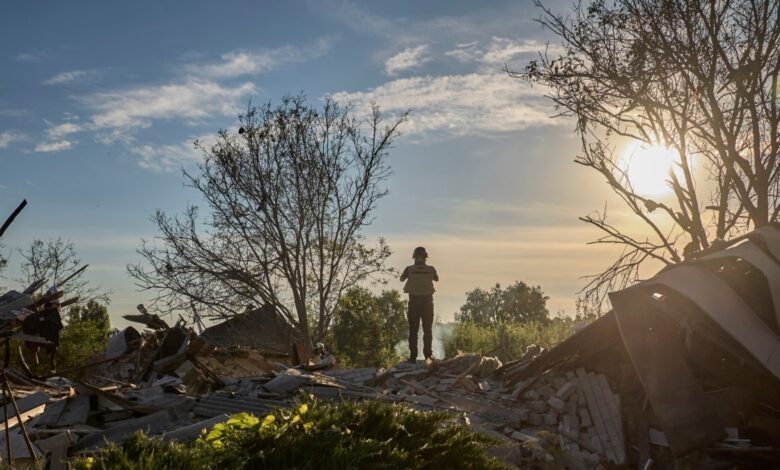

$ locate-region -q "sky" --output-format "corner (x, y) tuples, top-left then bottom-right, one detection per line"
(0, 1), (633, 328)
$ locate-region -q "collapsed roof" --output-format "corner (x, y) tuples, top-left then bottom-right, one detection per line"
(508, 224), (780, 458)
(199, 305), (293, 357)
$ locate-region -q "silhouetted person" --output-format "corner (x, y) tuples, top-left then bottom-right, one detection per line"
(400, 247), (439, 363)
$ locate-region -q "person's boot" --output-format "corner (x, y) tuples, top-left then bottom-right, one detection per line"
(406, 357), (416, 364)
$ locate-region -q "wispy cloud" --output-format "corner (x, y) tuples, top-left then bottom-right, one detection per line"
(331, 72), (556, 136)
(15, 51), (48, 62)
(45, 122), (82, 139)
(0, 130), (27, 149)
(82, 80), (257, 132)
(34, 140), (73, 153)
(43, 69), (99, 85)
(384, 45), (430, 76)
(128, 134), (217, 173)
(187, 38), (334, 79)
(445, 37), (557, 68)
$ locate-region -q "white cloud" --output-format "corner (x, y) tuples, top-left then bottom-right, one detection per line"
(0, 130), (26, 148)
(34, 140), (73, 153)
(187, 38), (334, 79)
(82, 79), (257, 132)
(128, 134), (216, 172)
(481, 37), (550, 65)
(43, 69), (98, 85)
(445, 37), (557, 68)
(331, 72), (556, 136)
(45, 122), (82, 139)
(384, 45), (431, 76)
(445, 42), (481, 63)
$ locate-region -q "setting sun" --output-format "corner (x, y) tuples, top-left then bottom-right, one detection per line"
(619, 141), (679, 197)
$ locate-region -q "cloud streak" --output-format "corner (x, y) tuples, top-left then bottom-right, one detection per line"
(331, 72), (556, 136)
(82, 80), (257, 131)
(384, 45), (430, 76)
(128, 134), (216, 173)
(0, 130), (26, 149)
(187, 38), (334, 79)
(34, 140), (73, 153)
(45, 122), (82, 139)
(43, 69), (99, 85)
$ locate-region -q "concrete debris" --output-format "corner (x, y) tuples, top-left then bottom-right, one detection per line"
(0, 200), (776, 469)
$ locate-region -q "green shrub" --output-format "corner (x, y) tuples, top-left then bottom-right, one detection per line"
(442, 318), (579, 363)
(72, 397), (508, 470)
(330, 288), (407, 368)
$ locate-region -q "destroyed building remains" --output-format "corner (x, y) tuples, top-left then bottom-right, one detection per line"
(0, 198), (778, 469)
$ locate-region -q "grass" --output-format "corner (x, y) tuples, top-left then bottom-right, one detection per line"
(442, 318), (581, 363)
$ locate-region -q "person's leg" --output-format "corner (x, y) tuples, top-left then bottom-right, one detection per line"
(421, 296), (434, 359)
(407, 296), (422, 361)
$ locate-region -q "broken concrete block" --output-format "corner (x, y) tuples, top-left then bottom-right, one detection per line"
(566, 399), (577, 417)
(555, 381), (577, 401)
(516, 407), (530, 422)
(522, 389), (539, 400)
(528, 412), (544, 426)
(537, 384), (556, 398)
(544, 412), (558, 426)
(579, 408), (592, 428)
(547, 396), (566, 413)
(552, 377), (567, 390)
(529, 400), (547, 412)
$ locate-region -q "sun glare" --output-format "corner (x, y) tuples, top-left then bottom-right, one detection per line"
(619, 141), (678, 197)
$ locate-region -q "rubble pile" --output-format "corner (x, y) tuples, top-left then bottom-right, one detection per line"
(0, 202), (777, 469)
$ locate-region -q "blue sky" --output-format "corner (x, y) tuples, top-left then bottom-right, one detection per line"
(1, 1), (626, 326)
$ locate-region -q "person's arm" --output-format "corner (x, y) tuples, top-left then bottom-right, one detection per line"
(400, 266), (409, 282)
(432, 266), (439, 282)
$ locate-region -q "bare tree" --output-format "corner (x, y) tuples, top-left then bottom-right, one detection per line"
(514, 0), (780, 306)
(17, 237), (109, 304)
(129, 95), (407, 345)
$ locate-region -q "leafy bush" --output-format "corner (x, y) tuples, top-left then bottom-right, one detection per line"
(12, 300), (111, 377)
(330, 288), (407, 368)
(72, 397), (508, 470)
(442, 318), (580, 363)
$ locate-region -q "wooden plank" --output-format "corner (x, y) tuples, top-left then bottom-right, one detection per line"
(0, 392), (48, 429)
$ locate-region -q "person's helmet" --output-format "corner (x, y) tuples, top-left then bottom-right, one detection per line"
(412, 247), (428, 259)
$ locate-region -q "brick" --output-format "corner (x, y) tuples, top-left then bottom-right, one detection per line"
(528, 412), (544, 426)
(529, 400), (547, 412)
(552, 377), (567, 390)
(579, 408), (592, 428)
(555, 382), (577, 401)
(544, 412), (558, 426)
(547, 396), (566, 412)
(522, 389), (539, 400)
